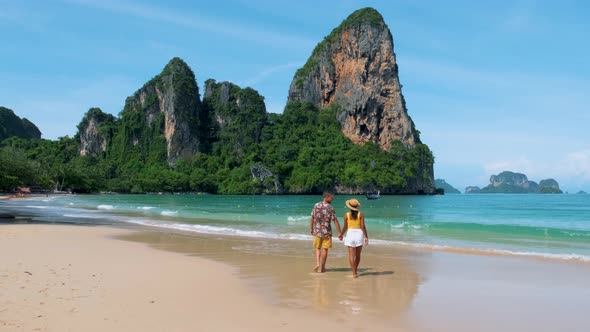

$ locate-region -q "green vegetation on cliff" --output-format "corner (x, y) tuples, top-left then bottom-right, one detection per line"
(267, 102), (433, 194)
(1, 55), (434, 194)
(0, 107), (41, 141)
(1, 101), (434, 194)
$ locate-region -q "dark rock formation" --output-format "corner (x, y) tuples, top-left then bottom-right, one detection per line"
(0, 107), (41, 141)
(538, 179), (562, 194)
(435, 179), (461, 194)
(250, 164), (283, 194)
(288, 7), (420, 151)
(77, 108), (117, 157)
(119, 57), (203, 166)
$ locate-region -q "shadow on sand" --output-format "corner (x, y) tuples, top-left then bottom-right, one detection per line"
(324, 267), (394, 277)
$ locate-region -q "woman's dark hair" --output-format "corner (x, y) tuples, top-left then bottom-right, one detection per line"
(351, 210), (359, 219)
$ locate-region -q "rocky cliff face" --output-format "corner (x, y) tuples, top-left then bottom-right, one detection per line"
(490, 171), (530, 189)
(121, 57), (203, 165)
(78, 108), (117, 157)
(0, 107), (41, 141)
(288, 7), (419, 150)
(203, 79), (267, 156)
(250, 164), (283, 194)
(538, 179), (562, 193)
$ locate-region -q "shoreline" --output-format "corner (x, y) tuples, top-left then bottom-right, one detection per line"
(2, 222), (589, 331)
(2, 202), (590, 265)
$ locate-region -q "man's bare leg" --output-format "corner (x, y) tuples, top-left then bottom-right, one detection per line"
(313, 248), (321, 272)
(320, 248), (328, 272)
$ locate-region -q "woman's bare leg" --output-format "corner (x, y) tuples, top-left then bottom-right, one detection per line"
(348, 246), (357, 277)
(355, 246), (363, 273)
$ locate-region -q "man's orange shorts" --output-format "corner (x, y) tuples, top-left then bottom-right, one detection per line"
(313, 236), (332, 249)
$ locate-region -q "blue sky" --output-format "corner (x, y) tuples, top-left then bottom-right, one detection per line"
(1, 0), (589, 192)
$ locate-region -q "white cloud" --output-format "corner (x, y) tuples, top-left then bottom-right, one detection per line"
(561, 150), (590, 181)
(61, 0), (315, 50)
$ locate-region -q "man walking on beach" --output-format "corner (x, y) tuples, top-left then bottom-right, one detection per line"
(310, 192), (342, 273)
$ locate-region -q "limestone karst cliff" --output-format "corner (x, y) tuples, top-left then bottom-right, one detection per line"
(287, 7), (434, 194)
(77, 108), (117, 157)
(115, 57), (203, 166)
(288, 7), (421, 151)
(203, 80), (267, 158)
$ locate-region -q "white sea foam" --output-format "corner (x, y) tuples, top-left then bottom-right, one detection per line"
(137, 206), (156, 211)
(63, 214), (106, 219)
(27, 198), (590, 265)
(390, 222), (423, 230)
(383, 240), (590, 263)
(287, 216), (308, 225)
(22, 205), (51, 209)
(122, 218), (313, 242)
(390, 222), (408, 228)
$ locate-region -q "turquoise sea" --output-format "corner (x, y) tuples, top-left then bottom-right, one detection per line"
(2, 194), (590, 262)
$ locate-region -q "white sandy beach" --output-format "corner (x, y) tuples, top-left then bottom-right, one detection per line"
(0, 224), (369, 332)
(1, 223), (589, 332)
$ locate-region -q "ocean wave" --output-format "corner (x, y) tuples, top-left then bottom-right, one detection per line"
(161, 210), (178, 216)
(384, 240), (590, 263)
(382, 220), (590, 241)
(123, 218), (313, 242)
(137, 206), (156, 211)
(390, 222), (424, 230)
(56, 211), (588, 264)
(287, 216), (308, 224)
(21, 205), (51, 209)
(63, 213), (107, 219)
(97, 205), (114, 210)
(560, 231), (590, 237)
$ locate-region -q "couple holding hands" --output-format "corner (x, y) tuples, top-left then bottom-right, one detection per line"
(310, 192), (369, 278)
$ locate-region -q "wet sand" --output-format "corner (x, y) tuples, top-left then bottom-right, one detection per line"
(2, 223), (589, 331)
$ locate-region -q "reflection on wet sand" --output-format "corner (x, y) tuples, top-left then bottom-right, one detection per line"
(120, 230), (424, 325)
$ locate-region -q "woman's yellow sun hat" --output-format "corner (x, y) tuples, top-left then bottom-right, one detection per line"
(345, 198), (361, 211)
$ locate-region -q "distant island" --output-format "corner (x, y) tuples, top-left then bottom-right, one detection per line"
(577, 191), (587, 194)
(465, 171), (562, 194)
(435, 179), (461, 194)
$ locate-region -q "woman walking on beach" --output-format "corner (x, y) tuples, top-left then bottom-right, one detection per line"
(339, 198), (368, 278)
